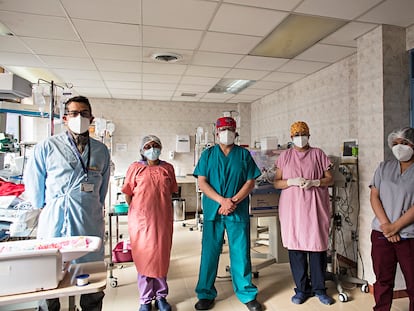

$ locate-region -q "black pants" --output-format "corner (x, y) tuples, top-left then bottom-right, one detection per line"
(288, 250), (327, 295)
(41, 292), (105, 311)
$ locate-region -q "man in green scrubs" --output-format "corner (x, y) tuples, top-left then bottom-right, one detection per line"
(193, 117), (262, 311)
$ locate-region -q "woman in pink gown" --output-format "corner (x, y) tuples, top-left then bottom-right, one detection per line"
(122, 135), (178, 311)
(274, 121), (334, 306)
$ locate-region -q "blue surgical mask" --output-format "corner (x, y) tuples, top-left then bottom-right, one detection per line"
(143, 148), (161, 161)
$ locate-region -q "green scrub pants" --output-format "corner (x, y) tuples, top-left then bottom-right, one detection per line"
(195, 216), (258, 303)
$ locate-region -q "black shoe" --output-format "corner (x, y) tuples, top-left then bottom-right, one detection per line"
(245, 299), (262, 311)
(139, 303), (152, 311)
(194, 299), (215, 310)
(154, 298), (171, 311)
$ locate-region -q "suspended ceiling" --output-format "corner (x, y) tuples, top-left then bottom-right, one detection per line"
(0, 0), (413, 104)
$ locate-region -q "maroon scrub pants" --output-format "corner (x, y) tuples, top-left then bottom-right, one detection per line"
(371, 230), (414, 311)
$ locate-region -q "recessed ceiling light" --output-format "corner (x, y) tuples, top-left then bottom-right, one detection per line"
(151, 52), (182, 63)
(209, 79), (255, 94)
(250, 14), (346, 59)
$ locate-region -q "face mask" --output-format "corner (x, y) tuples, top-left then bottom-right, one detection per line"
(143, 148), (161, 161)
(293, 136), (308, 148)
(67, 115), (90, 134)
(392, 144), (414, 162)
(218, 130), (236, 145)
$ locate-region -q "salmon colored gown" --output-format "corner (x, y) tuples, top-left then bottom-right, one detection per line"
(122, 160), (178, 277)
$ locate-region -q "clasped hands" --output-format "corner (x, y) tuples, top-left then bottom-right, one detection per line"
(287, 177), (320, 189)
(381, 222), (401, 243)
(218, 197), (237, 215)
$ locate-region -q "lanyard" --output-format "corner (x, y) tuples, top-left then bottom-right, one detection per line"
(67, 132), (91, 181)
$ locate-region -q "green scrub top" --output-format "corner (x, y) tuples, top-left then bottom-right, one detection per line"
(193, 144), (261, 222)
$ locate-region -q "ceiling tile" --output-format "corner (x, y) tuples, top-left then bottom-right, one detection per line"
(53, 69), (102, 80)
(191, 51), (243, 67)
(180, 76), (220, 86)
(143, 0), (216, 30)
(39, 55), (96, 70)
(105, 81), (141, 89)
(224, 0), (302, 11)
(277, 59), (330, 74)
(295, 0), (383, 20)
(224, 68), (269, 80)
(185, 65), (229, 78)
(200, 32), (263, 54)
(209, 3), (288, 36)
(62, 0), (141, 24)
(143, 63), (187, 75)
(321, 22), (379, 47)
(142, 83), (177, 91)
(22, 38), (88, 57)
(85, 43), (142, 61)
(0, 0), (65, 16)
(0, 36), (32, 53)
(295, 43), (356, 62)
(176, 84), (213, 93)
(143, 26), (203, 50)
(0, 51), (44, 67)
(73, 19), (141, 46)
(236, 55), (289, 70)
(357, 0), (414, 28)
(95, 59), (141, 73)
(142, 74), (181, 84)
(0, 11), (77, 40)
(71, 79), (106, 88)
(101, 72), (142, 82)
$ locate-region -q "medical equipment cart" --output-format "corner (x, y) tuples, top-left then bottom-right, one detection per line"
(107, 210), (131, 288)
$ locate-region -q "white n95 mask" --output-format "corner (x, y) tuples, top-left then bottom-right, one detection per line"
(392, 144), (414, 162)
(219, 130), (236, 146)
(144, 148), (161, 161)
(68, 115), (90, 134)
(293, 136), (308, 148)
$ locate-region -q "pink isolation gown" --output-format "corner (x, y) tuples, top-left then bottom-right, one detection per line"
(276, 147), (332, 251)
(122, 161), (178, 277)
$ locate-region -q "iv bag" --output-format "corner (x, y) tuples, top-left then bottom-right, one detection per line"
(32, 85), (46, 116)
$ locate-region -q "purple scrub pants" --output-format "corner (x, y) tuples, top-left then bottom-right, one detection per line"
(371, 230), (414, 311)
(138, 273), (168, 304)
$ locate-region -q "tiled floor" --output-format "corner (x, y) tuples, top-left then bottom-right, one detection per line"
(102, 219), (410, 311)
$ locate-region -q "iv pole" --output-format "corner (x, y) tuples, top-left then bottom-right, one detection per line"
(37, 79), (64, 136)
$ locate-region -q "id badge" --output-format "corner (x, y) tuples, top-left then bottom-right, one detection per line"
(81, 183), (94, 192)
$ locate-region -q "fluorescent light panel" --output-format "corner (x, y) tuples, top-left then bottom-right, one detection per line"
(250, 14), (347, 59)
(208, 79), (255, 94)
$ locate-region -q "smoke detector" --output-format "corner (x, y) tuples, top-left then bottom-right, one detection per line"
(151, 52), (182, 63)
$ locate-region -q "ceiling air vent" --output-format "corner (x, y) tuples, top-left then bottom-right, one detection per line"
(151, 53), (182, 63)
(181, 92), (197, 97)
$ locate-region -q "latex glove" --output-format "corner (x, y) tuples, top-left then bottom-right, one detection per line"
(300, 179), (321, 190)
(287, 177), (306, 187)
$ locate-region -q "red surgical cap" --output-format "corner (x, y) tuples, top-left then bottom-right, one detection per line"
(216, 117), (236, 129)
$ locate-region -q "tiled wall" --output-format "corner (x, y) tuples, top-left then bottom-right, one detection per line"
(90, 99), (250, 211)
(251, 25), (410, 289)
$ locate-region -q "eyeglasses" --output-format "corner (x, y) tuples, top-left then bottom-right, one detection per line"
(143, 142), (161, 150)
(66, 110), (91, 118)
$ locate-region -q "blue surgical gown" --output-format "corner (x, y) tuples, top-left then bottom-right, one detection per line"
(24, 132), (110, 263)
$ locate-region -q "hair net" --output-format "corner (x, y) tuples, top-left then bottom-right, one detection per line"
(290, 121), (310, 136)
(140, 135), (162, 154)
(216, 117), (236, 129)
(387, 127), (414, 148)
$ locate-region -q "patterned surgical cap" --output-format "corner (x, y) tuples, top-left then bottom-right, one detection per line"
(290, 121), (310, 136)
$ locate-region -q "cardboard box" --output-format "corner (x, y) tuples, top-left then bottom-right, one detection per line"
(0, 249), (62, 296)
